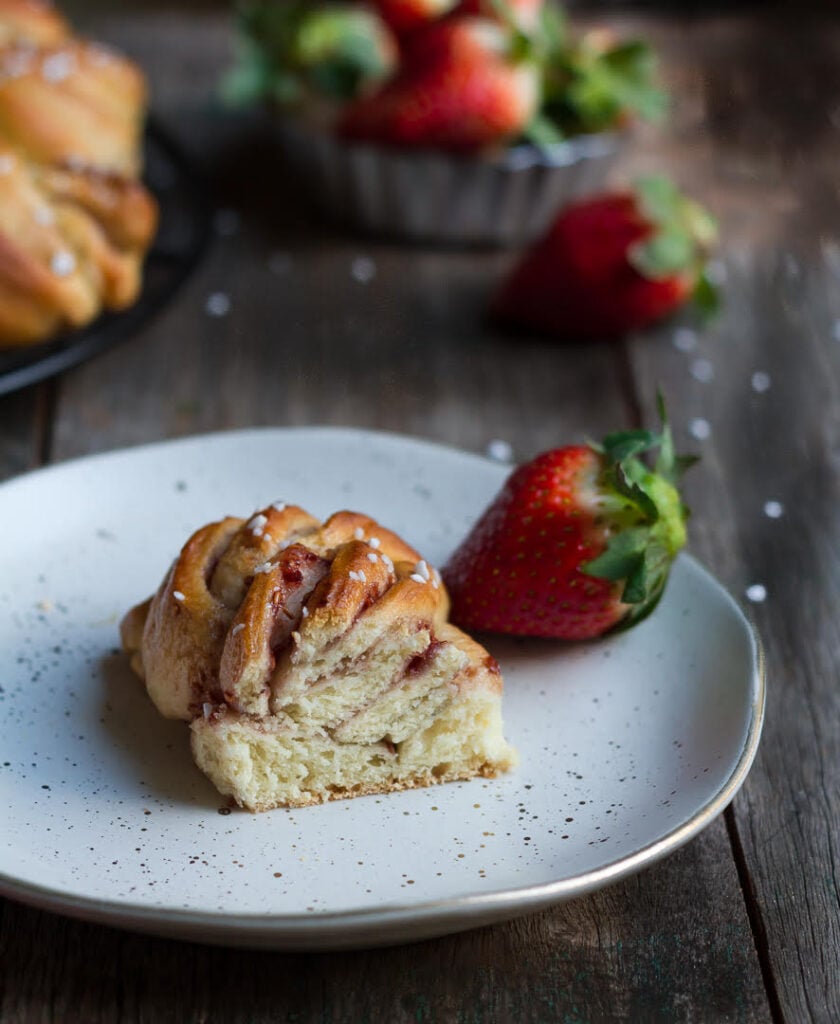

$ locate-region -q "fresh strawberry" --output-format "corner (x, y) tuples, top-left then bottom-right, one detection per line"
(372, 0), (458, 37)
(443, 401), (695, 640)
(493, 178), (718, 339)
(337, 17), (540, 151)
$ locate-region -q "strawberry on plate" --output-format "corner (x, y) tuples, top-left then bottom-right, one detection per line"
(337, 16), (540, 151)
(372, 0), (458, 37)
(493, 177), (718, 340)
(443, 400), (696, 640)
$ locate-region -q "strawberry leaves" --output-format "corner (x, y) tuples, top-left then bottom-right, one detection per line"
(223, 2), (395, 108)
(624, 176), (721, 320)
(539, 29), (667, 140)
(583, 400), (696, 623)
(584, 528), (649, 588)
(629, 176), (718, 281)
(692, 269), (721, 319)
(562, 37), (667, 132)
(600, 427), (660, 464)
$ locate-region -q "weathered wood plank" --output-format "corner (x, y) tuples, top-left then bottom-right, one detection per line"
(0, 385), (52, 483)
(627, 15), (840, 1023)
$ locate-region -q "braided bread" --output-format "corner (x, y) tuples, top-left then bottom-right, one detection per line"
(0, 0), (157, 347)
(121, 505), (516, 811)
(0, 0), (68, 46)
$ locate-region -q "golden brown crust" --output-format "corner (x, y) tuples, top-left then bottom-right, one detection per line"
(296, 538), (399, 646)
(208, 504), (321, 607)
(0, 0), (69, 47)
(134, 518), (242, 720)
(219, 543), (330, 716)
(0, 41), (147, 174)
(311, 510), (424, 564)
(36, 164), (158, 253)
(0, 8), (158, 347)
(122, 507), (454, 720)
(215, 760), (508, 813)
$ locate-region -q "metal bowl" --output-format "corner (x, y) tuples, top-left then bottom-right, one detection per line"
(277, 119), (625, 247)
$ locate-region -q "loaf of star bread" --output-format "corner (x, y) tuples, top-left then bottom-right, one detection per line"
(121, 504), (516, 811)
(0, 0), (158, 346)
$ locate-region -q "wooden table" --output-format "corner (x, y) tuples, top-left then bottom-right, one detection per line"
(2, 3), (839, 1021)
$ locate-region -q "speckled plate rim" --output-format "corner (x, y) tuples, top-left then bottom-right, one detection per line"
(0, 427), (766, 950)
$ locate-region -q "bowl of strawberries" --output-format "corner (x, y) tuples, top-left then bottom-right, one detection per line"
(225, 0), (667, 245)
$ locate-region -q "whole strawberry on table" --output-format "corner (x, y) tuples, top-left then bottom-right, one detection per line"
(493, 176), (719, 339)
(443, 400), (696, 640)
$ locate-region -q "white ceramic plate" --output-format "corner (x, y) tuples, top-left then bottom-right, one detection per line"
(0, 428), (764, 950)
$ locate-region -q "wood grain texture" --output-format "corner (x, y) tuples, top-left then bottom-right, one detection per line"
(623, 14), (840, 1023)
(3, 3), (840, 1022)
(0, 387), (47, 483)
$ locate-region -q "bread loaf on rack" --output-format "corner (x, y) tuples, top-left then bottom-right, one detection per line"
(121, 505), (517, 811)
(0, 0), (158, 347)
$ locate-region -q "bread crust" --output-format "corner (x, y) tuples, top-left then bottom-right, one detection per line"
(0, 4), (158, 346)
(0, 0), (70, 48)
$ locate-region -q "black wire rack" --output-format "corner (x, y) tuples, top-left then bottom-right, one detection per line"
(0, 119), (212, 397)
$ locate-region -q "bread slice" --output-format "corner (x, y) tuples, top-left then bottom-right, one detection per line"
(121, 505), (516, 811)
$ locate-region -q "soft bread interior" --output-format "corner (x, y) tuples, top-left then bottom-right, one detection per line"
(191, 680), (515, 812)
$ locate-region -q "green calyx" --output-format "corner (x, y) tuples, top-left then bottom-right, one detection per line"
(524, 21), (668, 145)
(583, 396), (697, 629)
(627, 176), (719, 314)
(222, 1), (394, 108)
